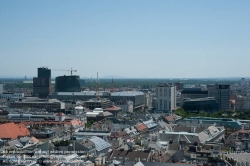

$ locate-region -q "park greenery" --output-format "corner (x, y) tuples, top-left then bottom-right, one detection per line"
(175, 108), (250, 120)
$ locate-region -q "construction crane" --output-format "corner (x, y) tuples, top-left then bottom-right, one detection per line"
(52, 68), (77, 76)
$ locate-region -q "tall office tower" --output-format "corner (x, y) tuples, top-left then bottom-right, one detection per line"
(207, 84), (230, 111)
(33, 67), (52, 98)
(55, 75), (81, 92)
(175, 82), (184, 91)
(241, 78), (247, 86)
(156, 83), (176, 113)
(0, 84), (3, 94)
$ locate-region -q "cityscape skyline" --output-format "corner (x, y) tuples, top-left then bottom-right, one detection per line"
(1, 1), (250, 78)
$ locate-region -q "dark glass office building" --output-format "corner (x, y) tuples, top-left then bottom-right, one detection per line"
(55, 75), (81, 92)
(38, 67), (51, 78)
(33, 67), (52, 98)
(183, 97), (218, 113)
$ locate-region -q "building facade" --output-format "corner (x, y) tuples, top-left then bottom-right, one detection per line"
(49, 91), (145, 109)
(33, 67), (52, 98)
(55, 75), (81, 92)
(115, 100), (133, 112)
(156, 83), (176, 113)
(0, 92), (24, 100)
(235, 95), (250, 111)
(85, 98), (113, 110)
(9, 99), (65, 110)
(180, 88), (208, 107)
(207, 84), (230, 111)
(182, 97), (218, 113)
(175, 82), (184, 91)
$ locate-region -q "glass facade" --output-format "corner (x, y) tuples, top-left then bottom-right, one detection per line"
(55, 75), (81, 92)
(183, 98), (218, 113)
(38, 67), (51, 78)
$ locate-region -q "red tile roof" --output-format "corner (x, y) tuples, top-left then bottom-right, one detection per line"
(71, 119), (84, 127)
(110, 131), (130, 139)
(135, 123), (148, 132)
(165, 116), (174, 122)
(31, 137), (40, 143)
(0, 122), (30, 140)
(104, 106), (122, 111)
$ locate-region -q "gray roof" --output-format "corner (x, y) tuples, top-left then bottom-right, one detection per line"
(143, 119), (158, 129)
(107, 149), (150, 161)
(97, 112), (113, 117)
(110, 91), (144, 96)
(79, 139), (94, 148)
(141, 161), (197, 166)
(157, 120), (168, 128)
(19, 137), (34, 143)
(8, 139), (23, 148)
(90, 136), (111, 151)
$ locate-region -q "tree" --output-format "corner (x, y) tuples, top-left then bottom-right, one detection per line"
(175, 108), (188, 119)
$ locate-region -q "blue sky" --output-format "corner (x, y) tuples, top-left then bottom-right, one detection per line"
(0, 0), (250, 78)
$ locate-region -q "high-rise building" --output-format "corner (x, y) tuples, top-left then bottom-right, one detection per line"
(175, 82), (184, 91)
(207, 84), (230, 111)
(241, 78), (247, 86)
(33, 67), (52, 98)
(55, 75), (81, 92)
(38, 67), (51, 78)
(156, 83), (176, 113)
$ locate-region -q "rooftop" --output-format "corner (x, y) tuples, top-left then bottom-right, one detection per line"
(90, 136), (111, 151)
(104, 106), (122, 111)
(0, 123), (30, 139)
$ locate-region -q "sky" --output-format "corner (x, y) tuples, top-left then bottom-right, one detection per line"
(0, 0), (250, 78)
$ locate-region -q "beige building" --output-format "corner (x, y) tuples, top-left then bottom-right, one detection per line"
(156, 83), (176, 113)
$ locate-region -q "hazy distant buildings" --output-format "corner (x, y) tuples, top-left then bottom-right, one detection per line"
(156, 83), (176, 113)
(207, 84), (230, 111)
(175, 82), (184, 91)
(33, 67), (52, 98)
(55, 75), (81, 92)
(241, 78), (247, 86)
(0, 84), (3, 94)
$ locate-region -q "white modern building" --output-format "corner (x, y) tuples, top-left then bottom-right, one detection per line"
(0, 92), (24, 100)
(156, 83), (176, 113)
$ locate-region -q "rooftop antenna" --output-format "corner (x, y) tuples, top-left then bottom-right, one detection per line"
(96, 72), (100, 100)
